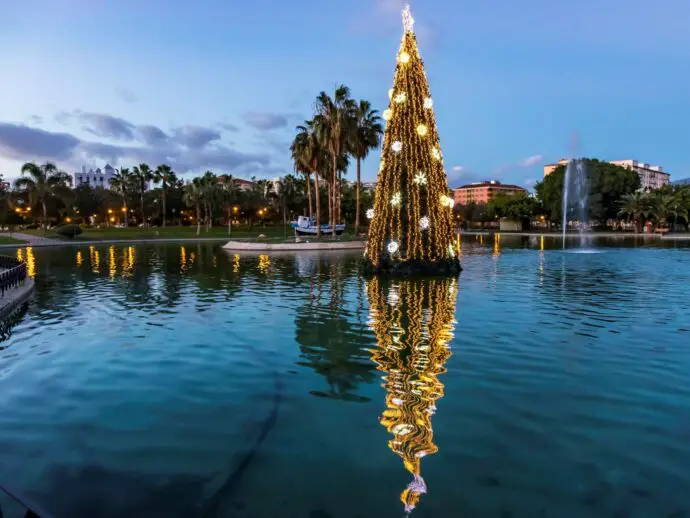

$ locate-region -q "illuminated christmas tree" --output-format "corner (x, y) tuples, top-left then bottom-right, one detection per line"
(367, 277), (457, 514)
(364, 5), (460, 276)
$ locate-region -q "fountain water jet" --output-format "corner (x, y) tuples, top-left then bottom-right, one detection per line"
(562, 159), (588, 249)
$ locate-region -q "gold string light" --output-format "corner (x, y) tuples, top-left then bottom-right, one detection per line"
(365, 4), (456, 268)
(367, 277), (457, 513)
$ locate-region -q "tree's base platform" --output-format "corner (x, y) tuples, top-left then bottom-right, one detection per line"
(362, 257), (462, 277)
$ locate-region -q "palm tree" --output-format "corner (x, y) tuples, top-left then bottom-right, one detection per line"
(649, 192), (688, 230)
(14, 162), (72, 229)
(132, 163), (153, 226)
(153, 164), (177, 227)
(314, 85), (355, 235)
(617, 191), (649, 233)
(110, 167), (133, 227)
(349, 100), (383, 235)
(199, 171), (219, 231)
(183, 179), (204, 236)
(292, 121), (324, 237)
(291, 128), (313, 221)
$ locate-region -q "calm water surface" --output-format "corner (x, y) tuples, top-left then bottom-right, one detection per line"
(1, 235), (690, 517)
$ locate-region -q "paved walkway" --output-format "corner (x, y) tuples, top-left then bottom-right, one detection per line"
(0, 232), (59, 245)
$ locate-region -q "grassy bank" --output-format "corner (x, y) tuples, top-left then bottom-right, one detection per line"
(0, 235), (27, 245)
(21, 225), (364, 243)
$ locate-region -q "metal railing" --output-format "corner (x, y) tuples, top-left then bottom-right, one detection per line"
(0, 256), (28, 296)
(0, 481), (54, 517)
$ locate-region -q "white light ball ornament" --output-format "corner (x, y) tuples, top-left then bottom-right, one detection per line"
(366, 209), (374, 220)
(388, 89), (394, 100)
(440, 195), (454, 209)
(394, 92), (406, 104)
(392, 141), (402, 153)
(388, 241), (399, 255)
(398, 52), (411, 64)
(432, 147), (441, 161)
(416, 124), (428, 137)
(424, 97), (434, 109)
(383, 109), (393, 121)
(419, 216), (430, 231)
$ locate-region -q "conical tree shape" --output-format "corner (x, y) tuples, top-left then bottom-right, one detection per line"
(367, 277), (457, 514)
(365, 5), (460, 275)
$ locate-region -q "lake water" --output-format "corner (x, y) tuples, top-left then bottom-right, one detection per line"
(1, 235), (689, 517)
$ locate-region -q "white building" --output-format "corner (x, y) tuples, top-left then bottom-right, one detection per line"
(74, 164), (116, 188)
(609, 160), (671, 190)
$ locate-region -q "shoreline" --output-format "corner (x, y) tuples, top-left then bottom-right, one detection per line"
(222, 240), (365, 251)
(0, 232), (688, 250)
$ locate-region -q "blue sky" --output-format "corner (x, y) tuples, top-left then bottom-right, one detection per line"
(1, 0), (689, 188)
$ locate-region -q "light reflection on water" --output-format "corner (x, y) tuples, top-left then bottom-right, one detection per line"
(0, 236), (689, 517)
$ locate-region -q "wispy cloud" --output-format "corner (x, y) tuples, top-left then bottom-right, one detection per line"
(242, 112), (289, 131)
(495, 154), (544, 175)
(521, 154), (543, 167)
(115, 87), (138, 103)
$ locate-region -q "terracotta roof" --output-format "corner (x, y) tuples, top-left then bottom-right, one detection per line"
(454, 182), (526, 190)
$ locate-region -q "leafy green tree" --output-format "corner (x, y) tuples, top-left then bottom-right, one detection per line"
(153, 164), (177, 227)
(273, 174), (301, 236)
(535, 158), (640, 227)
(14, 161), (72, 228)
(219, 174), (239, 235)
(348, 100), (383, 235)
(182, 179), (204, 235)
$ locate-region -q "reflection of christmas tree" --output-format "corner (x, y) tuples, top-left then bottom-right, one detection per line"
(367, 277), (457, 514)
(364, 5), (460, 275)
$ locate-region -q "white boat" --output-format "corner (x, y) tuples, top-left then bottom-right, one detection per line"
(291, 216), (346, 236)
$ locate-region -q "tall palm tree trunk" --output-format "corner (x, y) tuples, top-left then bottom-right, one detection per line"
(162, 189), (167, 227)
(332, 155), (338, 236)
(314, 173), (321, 237)
(355, 156), (361, 235)
(42, 200), (48, 230)
(327, 182), (332, 230)
(124, 201), (128, 227)
(306, 173), (313, 219)
(140, 194), (145, 227)
(196, 203), (201, 236)
(227, 207), (232, 236)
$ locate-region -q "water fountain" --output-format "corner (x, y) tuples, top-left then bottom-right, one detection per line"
(562, 158), (588, 249)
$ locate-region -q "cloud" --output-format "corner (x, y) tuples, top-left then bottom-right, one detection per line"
(446, 165), (485, 187)
(115, 87), (138, 103)
(242, 112), (288, 130)
(451, 165), (464, 173)
(0, 123), (80, 161)
(28, 115), (44, 125)
(217, 122), (240, 132)
(0, 116), (274, 176)
(137, 125), (169, 146)
(171, 125), (221, 149)
(521, 154), (543, 167)
(524, 178), (537, 187)
(77, 111), (136, 140)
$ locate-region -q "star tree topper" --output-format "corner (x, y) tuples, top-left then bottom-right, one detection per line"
(402, 4), (415, 33)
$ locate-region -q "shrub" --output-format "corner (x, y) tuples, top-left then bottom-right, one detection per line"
(55, 224), (83, 238)
(25, 223), (39, 230)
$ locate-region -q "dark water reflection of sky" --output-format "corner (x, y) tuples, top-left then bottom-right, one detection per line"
(1, 236), (689, 517)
